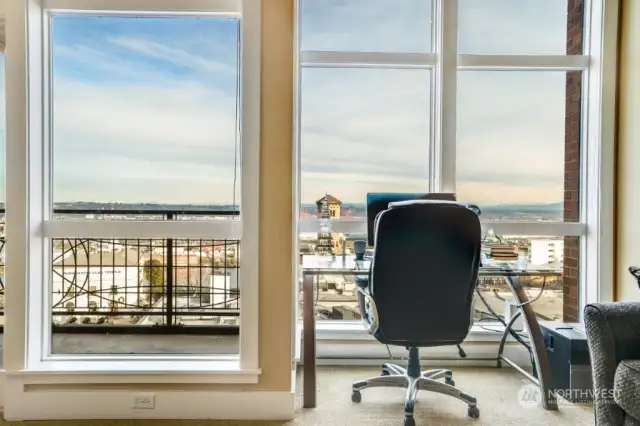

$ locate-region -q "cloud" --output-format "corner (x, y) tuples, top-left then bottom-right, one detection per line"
(48, 17), (241, 204)
(52, 75), (240, 204)
(0, 0), (578, 207)
(109, 37), (237, 76)
(300, 0), (433, 53)
(457, 0), (569, 55)
(299, 66), (568, 205)
(298, 0), (574, 205)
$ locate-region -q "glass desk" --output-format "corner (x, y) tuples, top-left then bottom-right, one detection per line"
(300, 258), (559, 411)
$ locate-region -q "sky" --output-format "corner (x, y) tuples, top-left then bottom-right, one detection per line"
(0, 0), (576, 207)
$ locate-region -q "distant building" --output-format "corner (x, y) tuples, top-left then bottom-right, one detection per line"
(315, 193), (336, 257)
(315, 194), (341, 218)
(530, 239), (564, 265)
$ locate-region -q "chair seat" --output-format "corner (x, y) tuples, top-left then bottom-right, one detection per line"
(614, 360), (640, 421)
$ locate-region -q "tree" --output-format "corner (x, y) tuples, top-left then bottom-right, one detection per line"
(143, 259), (165, 302)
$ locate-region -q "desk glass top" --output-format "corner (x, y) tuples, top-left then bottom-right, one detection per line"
(300, 253), (561, 277)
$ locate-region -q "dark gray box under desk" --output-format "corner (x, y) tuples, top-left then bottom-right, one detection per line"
(540, 321), (593, 403)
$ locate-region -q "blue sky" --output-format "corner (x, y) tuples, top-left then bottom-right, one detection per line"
(0, 0), (574, 206)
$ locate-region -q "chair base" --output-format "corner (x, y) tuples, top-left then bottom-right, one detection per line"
(351, 353), (479, 425)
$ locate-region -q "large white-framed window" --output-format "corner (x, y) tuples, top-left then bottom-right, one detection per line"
(5, 0), (261, 379)
(294, 0), (617, 352)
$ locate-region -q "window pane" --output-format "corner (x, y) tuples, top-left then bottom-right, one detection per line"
(51, 16), (241, 212)
(49, 16), (240, 355)
(456, 71), (582, 222)
(458, 0), (584, 55)
(300, 68), (431, 216)
(476, 235), (580, 323)
(300, 0), (433, 53)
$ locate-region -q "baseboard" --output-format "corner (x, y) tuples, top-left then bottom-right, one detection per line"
(3, 377), (295, 421)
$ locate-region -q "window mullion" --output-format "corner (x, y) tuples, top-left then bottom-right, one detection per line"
(431, 0), (458, 194)
(580, 0), (618, 312)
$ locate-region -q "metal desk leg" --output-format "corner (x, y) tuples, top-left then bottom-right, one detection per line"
(302, 272), (316, 409)
(497, 310), (522, 368)
(503, 275), (557, 411)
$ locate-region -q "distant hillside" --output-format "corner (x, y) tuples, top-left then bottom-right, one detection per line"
(17, 201), (564, 218)
(301, 201), (563, 217)
(51, 202), (239, 212)
(480, 202), (563, 214)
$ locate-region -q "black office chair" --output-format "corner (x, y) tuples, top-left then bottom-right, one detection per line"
(352, 200), (482, 426)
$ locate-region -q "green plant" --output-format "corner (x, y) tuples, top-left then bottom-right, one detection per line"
(143, 259), (165, 302)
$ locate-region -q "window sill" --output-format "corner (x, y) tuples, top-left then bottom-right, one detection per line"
(8, 357), (261, 384)
(296, 321), (531, 366)
(309, 320), (513, 342)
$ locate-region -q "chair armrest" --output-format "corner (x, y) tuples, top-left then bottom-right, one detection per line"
(355, 277), (379, 335)
(462, 203), (481, 216)
(355, 276), (369, 290)
(584, 302), (640, 425)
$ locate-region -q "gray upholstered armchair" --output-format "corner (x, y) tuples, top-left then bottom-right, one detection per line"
(584, 302), (640, 425)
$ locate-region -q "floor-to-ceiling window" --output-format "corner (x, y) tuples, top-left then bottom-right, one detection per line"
(48, 13), (244, 356)
(296, 0), (616, 353)
(5, 0), (261, 384)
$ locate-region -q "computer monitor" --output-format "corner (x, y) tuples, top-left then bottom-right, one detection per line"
(365, 192), (457, 246)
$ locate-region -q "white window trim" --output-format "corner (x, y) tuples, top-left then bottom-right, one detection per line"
(291, 0), (302, 373)
(42, 0), (241, 14)
(298, 217), (586, 236)
(579, 0), (618, 313)
(5, 0), (261, 380)
(300, 51), (437, 69)
(293, 0), (618, 351)
(42, 220), (243, 239)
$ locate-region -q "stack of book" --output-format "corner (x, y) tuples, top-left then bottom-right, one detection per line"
(489, 244), (519, 261)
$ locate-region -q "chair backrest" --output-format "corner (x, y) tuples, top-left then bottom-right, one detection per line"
(370, 200), (482, 347)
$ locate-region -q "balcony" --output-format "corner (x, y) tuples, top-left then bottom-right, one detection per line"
(0, 208), (242, 363)
(0, 208), (565, 367)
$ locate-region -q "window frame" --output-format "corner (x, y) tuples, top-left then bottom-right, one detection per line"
(293, 0), (618, 350)
(5, 0), (261, 380)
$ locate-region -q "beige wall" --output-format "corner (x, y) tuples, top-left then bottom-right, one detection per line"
(254, 0), (294, 391)
(616, 0), (640, 301)
(208, 0), (294, 392)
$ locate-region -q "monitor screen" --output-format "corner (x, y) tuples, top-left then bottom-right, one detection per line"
(365, 192), (456, 246)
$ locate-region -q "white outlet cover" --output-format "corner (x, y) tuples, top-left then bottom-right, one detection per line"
(132, 393), (156, 409)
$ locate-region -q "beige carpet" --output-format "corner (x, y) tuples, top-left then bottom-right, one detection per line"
(0, 366), (595, 425)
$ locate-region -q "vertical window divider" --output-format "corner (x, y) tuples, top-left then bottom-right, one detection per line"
(431, 0), (458, 194)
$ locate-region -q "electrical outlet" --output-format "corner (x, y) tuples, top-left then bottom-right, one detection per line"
(132, 393), (155, 409)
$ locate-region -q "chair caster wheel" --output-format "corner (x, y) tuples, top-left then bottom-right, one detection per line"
(445, 378), (455, 386)
(404, 415), (416, 426)
(468, 406), (480, 419)
(351, 391), (361, 403)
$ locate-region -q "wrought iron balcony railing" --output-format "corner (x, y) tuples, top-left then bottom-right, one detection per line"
(0, 208), (241, 334)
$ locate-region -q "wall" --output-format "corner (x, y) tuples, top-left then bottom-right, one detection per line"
(196, 0), (295, 392)
(616, 0), (640, 301)
(253, 0), (295, 391)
